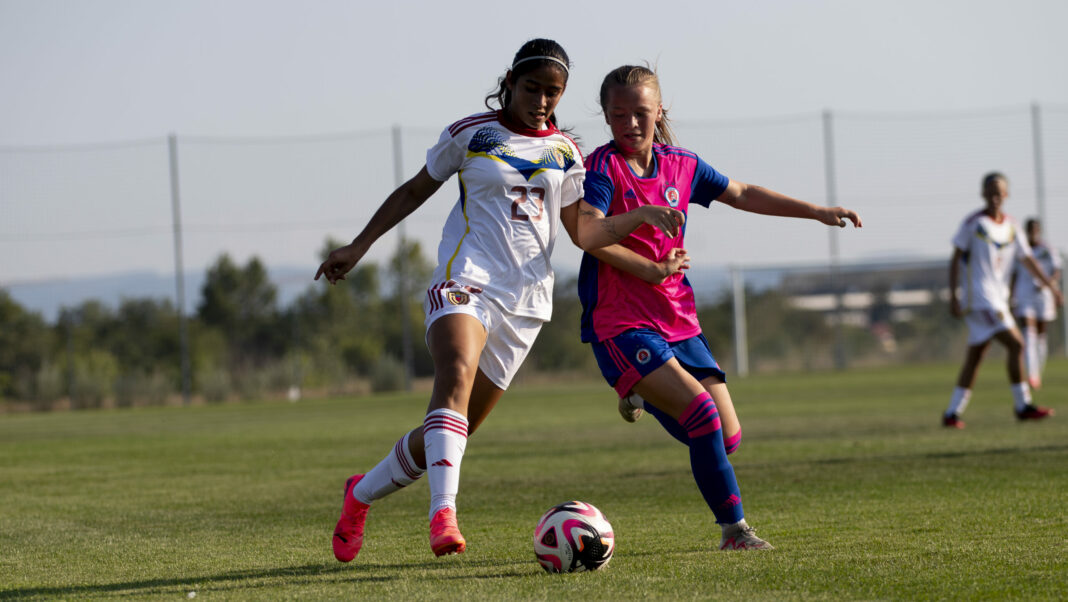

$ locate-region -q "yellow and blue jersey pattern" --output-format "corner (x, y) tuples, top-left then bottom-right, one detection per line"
(466, 127), (576, 181)
(975, 222), (1015, 249)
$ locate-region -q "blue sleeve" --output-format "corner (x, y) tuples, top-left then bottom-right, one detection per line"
(691, 156), (729, 208)
(583, 170), (615, 214)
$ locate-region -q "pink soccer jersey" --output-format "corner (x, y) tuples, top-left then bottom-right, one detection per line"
(578, 142), (729, 343)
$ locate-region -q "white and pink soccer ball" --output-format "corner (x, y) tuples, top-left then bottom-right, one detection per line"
(533, 501), (615, 573)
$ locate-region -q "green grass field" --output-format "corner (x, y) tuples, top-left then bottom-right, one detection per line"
(2, 359), (1066, 600)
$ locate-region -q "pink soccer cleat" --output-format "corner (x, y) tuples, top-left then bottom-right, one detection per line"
(942, 414), (966, 429)
(1015, 405), (1055, 421)
(332, 474), (370, 562)
(429, 507), (466, 556)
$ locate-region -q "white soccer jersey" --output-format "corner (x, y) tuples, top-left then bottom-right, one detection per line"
(425, 111), (584, 320)
(952, 210), (1032, 314)
(1013, 241), (1062, 318)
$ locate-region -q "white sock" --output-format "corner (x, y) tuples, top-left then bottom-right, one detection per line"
(1023, 324), (1039, 382)
(1010, 382), (1032, 412)
(722, 518), (749, 536)
(1037, 333), (1049, 372)
(946, 387), (971, 417)
(352, 432), (425, 505)
(423, 408), (468, 520)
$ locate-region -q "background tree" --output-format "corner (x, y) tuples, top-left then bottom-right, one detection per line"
(197, 254), (283, 367)
(0, 290), (51, 400)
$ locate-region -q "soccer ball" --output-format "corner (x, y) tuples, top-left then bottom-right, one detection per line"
(533, 501), (614, 573)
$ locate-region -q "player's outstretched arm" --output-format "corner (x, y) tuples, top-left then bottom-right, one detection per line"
(716, 179), (862, 228)
(315, 166), (443, 284)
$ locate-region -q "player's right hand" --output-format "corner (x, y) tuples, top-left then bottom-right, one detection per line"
(315, 244), (363, 285)
(639, 205), (685, 238)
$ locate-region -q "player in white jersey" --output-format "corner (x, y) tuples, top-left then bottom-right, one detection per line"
(1011, 218), (1063, 389)
(943, 173), (1062, 429)
(314, 39), (584, 561)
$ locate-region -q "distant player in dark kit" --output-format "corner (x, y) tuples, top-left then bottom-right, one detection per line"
(942, 173), (1062, 429)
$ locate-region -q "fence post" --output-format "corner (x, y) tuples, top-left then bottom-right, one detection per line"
(392, 124), (414, 391)
(62, 309), (75, 400)
(822, 110), (847, 370)
(168, 133), (191, 405)
(1063, 251), (1068, 358)
(731, 265), (749, 377)
(1030, 103), (1065, 358)
(1030, 102), (1047, 228)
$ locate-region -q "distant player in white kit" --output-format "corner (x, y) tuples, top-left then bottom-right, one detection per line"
(943, 173), (1062, 429)
(315, 39), (585, 560)
(1011, 218), (1062, 390)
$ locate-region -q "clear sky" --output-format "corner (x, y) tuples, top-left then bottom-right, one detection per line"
(2, 0), (1067, 289)
(3, 0), (1067, 143)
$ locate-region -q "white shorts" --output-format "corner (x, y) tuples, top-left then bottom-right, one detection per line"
(1014, 290), (1058, 323)
(964, 308), (1018, 345)
(424, 280), (544, 390)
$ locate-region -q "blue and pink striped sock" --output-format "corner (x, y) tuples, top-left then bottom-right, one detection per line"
(679, 392), (744, 524)
(643, 398), (742, 455)
(723, 430), (742, 455)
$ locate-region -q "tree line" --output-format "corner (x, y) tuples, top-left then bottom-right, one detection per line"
(0, 239), (436, 409)
(0, 238), (979, 411)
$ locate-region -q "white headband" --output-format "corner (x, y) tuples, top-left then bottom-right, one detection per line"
(511, 55), (569, 74)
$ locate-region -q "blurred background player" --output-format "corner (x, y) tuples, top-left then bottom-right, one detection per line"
(316, 39), (584, 561)
(943, 173), (1063, 429)
(565, 64), (862, 550)
(1011, 218), (1062, 390)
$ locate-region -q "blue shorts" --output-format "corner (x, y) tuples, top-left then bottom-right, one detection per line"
(591, 329), (726, 397)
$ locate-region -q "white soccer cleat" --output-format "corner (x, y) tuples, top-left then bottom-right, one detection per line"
(719, 521), (774, 550)
(618, 393), (644, 423)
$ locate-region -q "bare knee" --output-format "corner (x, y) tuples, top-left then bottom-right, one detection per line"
(432, 359), (479, 407)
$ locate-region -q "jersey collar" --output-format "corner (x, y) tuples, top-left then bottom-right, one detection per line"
(497, 110), (559, 138)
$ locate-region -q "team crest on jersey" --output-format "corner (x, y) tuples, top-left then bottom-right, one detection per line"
(664, 186), (680, 207)
(635, 348), (652, 364)
(446, 291), (470, 305)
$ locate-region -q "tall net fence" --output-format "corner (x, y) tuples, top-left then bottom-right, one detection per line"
(1, 105), (1065, 406)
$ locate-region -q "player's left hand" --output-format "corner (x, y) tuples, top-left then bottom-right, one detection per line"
(657, 248), (691, 283)
(822, 207), (862, 228)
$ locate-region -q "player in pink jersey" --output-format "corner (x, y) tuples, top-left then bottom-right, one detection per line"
(564, 65), (861, 550)
(942, 173), (1062, 429)
(316, 39), (587, 561)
